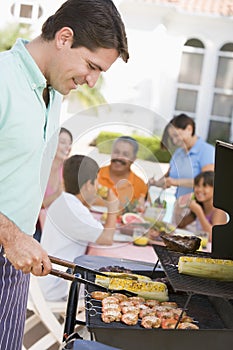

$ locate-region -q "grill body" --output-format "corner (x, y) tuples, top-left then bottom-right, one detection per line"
(85, 268), (233, 350)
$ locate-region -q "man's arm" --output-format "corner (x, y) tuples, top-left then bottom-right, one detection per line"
(0, 212), (51, 275)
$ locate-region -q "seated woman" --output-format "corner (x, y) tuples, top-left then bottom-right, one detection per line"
(178, 171), (227, 242)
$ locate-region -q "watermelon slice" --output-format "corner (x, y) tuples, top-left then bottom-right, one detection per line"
(122, 212), (145, 224)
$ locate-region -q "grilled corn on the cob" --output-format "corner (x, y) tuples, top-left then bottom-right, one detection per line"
(178, 256), (233, 281)
(108, 278), (168, 301)
(95, 272), (151, 288)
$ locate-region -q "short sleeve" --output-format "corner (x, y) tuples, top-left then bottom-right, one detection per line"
(199, 143), (215, 169)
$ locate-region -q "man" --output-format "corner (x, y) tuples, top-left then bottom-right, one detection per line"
(97, 136), (148, 211)
(0, 1), (128, 348)
(39, 155), (119, 301)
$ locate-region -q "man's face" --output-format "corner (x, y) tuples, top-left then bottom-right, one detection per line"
(111, 141), (136, 174)
(47, 28), (119, 95)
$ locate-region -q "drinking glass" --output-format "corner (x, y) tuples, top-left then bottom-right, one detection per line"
(133, 227), (148, 246)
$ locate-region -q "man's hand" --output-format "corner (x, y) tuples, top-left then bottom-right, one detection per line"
(3, 231), (52, 276)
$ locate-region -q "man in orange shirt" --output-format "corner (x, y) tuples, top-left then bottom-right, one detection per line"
(97, 136), (148, 212)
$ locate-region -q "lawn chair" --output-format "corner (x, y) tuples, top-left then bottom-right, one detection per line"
(23, 274), (67, 350)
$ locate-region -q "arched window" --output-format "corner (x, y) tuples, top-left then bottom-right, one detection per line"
(11, 1), (43, 24)
(174, 38), (205, 118)
(207, 42), (233, 143)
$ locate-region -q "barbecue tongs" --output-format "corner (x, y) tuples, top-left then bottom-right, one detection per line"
(49, 255), (137, 297)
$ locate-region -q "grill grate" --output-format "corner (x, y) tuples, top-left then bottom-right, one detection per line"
(153, 244), (233, 300)
(85, 270), (230, 330)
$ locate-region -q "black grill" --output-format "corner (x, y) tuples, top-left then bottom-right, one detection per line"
(153, 244), (233, 300)
(84, 268), (233, 350)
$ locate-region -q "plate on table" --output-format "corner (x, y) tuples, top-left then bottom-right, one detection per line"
(90, 206), (107, 213)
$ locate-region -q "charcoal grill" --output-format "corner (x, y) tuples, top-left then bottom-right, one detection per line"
(61, 141), (233, 349)
(59, 254), (233, 350)
(84, 268), (233, 350)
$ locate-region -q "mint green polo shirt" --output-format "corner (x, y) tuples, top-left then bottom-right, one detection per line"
(0, 39), (62, 235)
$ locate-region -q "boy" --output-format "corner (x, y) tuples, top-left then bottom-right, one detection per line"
(40, 155), (119, 301)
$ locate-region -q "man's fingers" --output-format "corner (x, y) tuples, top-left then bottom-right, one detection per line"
(31, 257), (52, 276)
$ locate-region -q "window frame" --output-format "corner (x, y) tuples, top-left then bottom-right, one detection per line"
(11, 1), (41, 24)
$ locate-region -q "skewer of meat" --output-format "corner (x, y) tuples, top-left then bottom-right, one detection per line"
(91, 291), (110, 300)
(121, 312), (138, 326)
(121, 305), (140, 315)
(141, 315), (161, 329)
(101, 309), (122, 323)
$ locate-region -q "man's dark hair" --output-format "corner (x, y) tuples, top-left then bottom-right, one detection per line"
(41, 0), (129, 62)
(114, 136), (139, 156)
(63, 155), (99, 195)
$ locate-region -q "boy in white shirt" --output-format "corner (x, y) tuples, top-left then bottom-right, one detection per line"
(39, 155), (119, 301)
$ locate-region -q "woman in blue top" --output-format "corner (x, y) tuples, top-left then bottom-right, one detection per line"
(149, 114), (215, 226)
(150, 114), (215, 198)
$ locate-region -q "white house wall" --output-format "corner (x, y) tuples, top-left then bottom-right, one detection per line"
(112, 1), (233, 139)
(0, 1), (64, 33)
(0, 0), (232, 140)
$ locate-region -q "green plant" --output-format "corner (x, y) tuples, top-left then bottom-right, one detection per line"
(95, 131), (172, 163)
(0, 23), (31, 52)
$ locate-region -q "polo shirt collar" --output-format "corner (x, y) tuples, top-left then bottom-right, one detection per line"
(12, 38), (47, 90)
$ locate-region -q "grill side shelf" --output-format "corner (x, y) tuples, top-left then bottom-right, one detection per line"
(153, 244), (233, 300)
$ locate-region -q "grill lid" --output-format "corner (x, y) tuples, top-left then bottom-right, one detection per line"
(212, 140), (233, 260)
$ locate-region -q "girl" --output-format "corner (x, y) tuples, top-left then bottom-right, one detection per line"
(178, 171), (227, 242)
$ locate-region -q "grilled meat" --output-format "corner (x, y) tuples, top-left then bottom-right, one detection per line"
(160, 233), (201, 253)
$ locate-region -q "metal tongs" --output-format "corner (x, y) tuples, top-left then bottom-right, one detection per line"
(49, 255), (137, 297)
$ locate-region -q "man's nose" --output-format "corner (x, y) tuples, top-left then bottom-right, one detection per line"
(86, 71), (101, 88)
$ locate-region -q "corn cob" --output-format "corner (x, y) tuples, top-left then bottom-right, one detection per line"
(178, 256), (233, 281)
(95, 272), (151, 288)
(108, 278), (168, 301)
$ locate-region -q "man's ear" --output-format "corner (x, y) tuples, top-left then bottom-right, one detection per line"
(55, 27), (74, 49)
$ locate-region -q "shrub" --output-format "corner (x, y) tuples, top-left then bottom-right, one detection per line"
(95, 131), (172, 163)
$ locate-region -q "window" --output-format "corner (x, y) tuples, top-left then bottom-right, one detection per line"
(11, 1), (43, 23)
(175, 89), (198, 112)
(207, 43), (233, 144)
(174, 38), (205, 118)
(19, 4), (33, 18)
